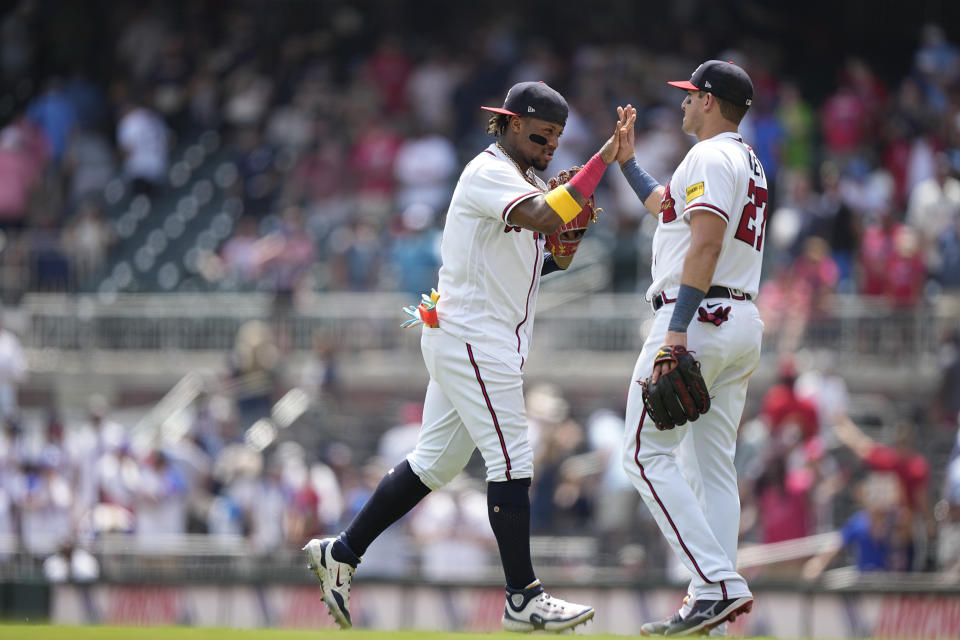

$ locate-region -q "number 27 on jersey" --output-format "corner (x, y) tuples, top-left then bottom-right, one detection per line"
(734, 178), (768, 252)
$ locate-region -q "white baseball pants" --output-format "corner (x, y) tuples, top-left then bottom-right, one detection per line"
(407, 327), (534, 489)
(622, 299), (762, 601)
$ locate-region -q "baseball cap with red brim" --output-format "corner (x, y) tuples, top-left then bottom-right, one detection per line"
(668, 60), (754, 108)
(481, 81), (568, 126)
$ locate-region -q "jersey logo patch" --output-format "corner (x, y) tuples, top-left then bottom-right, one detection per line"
(686, 182), (705, 203)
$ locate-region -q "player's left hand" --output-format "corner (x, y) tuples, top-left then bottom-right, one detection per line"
(651, 331), (686, 383)
(640, 340), (710, 431)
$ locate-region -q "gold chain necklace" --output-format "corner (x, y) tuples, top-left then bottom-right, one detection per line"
(496, 142), (542, 190)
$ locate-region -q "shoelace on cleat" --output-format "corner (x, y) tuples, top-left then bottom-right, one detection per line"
(537, 595), (569, 612)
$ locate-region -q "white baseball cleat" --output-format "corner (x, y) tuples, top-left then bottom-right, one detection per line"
(303, 538), (356, 629)
(501, 580), (595, 632)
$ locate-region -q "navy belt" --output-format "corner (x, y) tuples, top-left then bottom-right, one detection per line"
(652, 286), (752, 311)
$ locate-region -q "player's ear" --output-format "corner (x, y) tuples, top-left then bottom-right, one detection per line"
(510, 116), (523, 133)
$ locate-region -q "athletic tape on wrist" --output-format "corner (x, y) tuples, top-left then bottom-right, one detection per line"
(668, 284), (707, 333)
(621, 157), (660, 203)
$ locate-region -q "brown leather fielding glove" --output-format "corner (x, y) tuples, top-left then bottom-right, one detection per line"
(640, 346), (711, 430)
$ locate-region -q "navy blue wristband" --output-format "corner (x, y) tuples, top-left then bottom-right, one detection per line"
(668, 284), (707, 333)
(620, 157), (660, 203)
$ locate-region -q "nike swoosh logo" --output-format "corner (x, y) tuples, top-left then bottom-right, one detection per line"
(704, 302), (721, 310)
(336, 566), (344, 587)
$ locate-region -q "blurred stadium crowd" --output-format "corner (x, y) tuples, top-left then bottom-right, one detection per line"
(1, 0), (960, 584)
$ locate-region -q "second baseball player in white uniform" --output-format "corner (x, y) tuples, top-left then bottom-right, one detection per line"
(303, 81), (634, 633)
(616, 61), (767, 636)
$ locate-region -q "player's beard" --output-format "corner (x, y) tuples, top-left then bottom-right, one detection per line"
(528, 145), (553, 171)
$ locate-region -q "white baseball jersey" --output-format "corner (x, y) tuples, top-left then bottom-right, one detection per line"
(622, 130), (769, 605)
(435, 143), (547, 372)
(646, 131), (768, 301)
(407, 143), (550, 486)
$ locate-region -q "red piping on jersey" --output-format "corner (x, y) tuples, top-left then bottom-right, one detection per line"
(483, 150), (496, 156)
(502, 191), (541, 222)
(514, 236), (540, 369)
(684, 202), (729, 221)
(634, 407), (714, 585)
(467, 343), (512, 480)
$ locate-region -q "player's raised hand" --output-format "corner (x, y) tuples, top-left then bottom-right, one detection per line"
(598, 105), (629, 164)
(598, 122), (620, 164)
(616, 105), (637, 166)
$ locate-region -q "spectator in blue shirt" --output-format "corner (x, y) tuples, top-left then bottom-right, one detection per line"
(803, 473), (914, 579)
(389, 203), (441, 295)
(26, 78), (78, 164)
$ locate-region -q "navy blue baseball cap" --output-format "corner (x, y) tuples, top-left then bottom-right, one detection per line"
(669, 60), (754, 108)
(481, 81), (569, 126)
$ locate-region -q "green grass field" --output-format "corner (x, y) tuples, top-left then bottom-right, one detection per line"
(0, 627), (805, 640)
(2, 626), (887, 640)
(0, 628), (658, 640)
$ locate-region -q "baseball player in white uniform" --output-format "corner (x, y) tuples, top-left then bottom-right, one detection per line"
(616, 61), (767, 636)
(303, 81), (635, 633)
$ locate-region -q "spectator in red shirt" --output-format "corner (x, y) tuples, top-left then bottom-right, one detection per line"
(790, 236), (839, 318)
(858, 207), (902, 296)
(820, 87), (868, 159)
(881, 115), (914, 209)
(755, 455), (813, 544)
(842, 58), (890, 140)
(834, 416), (930, 513)
(0, 116), (49, 229)
(363, 35), (413, 115)
(760, 358), (820, 442)
(348, 119), (403, 222)
(819, 58), (887, 162)
(884, 225), (927, 308)
(286, 474), (322, 544)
